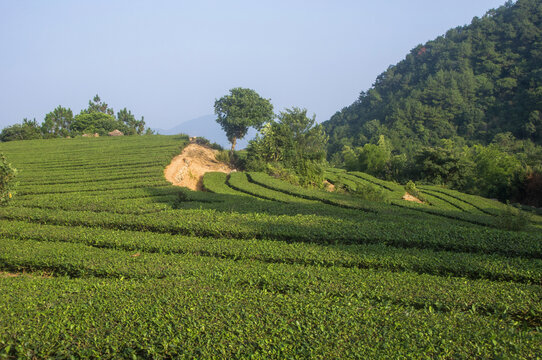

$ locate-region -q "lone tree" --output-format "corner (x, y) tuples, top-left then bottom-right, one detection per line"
(214, 88), (274, 153)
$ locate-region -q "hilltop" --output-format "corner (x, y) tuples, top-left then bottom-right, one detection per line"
(324, 0), (542, 155)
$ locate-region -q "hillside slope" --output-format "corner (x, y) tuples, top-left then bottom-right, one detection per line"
(324, 0), (542, 156)
(0, 136), (540, 358)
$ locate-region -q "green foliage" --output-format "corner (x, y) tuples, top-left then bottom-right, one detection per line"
(323, 0), (542, 204)
(247, 107), (328, 187)
(0, 118), (42, 142)
(215, 150), (231, 165)
(351, 182), (387, 202)
(0, 136), (541, 358)
(264, 163), (302, 186)
(214, 87), (274, 152)
(469, 144), (525, 201)
(340, 135), (391, 177)
(192, 136), (223, 151)
(0, 153), (17, 205)
(248, 171), (374, 210)
(215, 148), (246, 170)
(341, 146), (359, 171)
(1, 266), (540, 358)
(202, 172), (248, 195)
(405, 180), (425, 202)
(413, 146), (474, 187)
(117, 108), (145, 135)
(41, 106), (73, 137)
(71, 112), (129, 136)
(359, 136), (391, 174)
(326, 0), (542, 151)
(1, 95), (149, 141)
(494, 203), (532, 231)
(81, 94), (114, 115)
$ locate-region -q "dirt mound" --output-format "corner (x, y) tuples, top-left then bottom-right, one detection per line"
(164, 143), (234, 191)
(402, 192), (424, 203)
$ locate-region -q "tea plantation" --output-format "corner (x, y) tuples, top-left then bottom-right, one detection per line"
(0, 136), (541, 358)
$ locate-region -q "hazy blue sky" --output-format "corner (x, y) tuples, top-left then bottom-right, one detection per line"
(0, 0), (507, 130)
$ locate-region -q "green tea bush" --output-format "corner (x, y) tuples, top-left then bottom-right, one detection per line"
(1, 136), (541, 358)
(494, 203), (532, 231)
(352, 183), (387, 202)
(0, 153), (17, 205)
(265, 163), (301, 186)
(405, 180), (425, 202)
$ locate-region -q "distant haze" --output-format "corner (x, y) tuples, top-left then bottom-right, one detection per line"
(0, 0), (507, 132)
(154, 115), (256, 149)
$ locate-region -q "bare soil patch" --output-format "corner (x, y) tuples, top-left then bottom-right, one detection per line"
(0, 271), (52, 278)
(402, 192), (424, 204)
(323, 180), (335, 192)
(0, 272), (20, 278)
(164, 143), (234, 191)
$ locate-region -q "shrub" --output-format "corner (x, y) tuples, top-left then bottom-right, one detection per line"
(352, 183), (387, 202)
(0, 153), (17, 205)
(405, 180), (426, 202)
(193, 137), (223, 151)
(265, 163), (301, 186)
(215, 150), (231, 165)
(246, 107), (327, 188)
(331, 180), (348, 193)
(215, 149), (246, 170)
(494, 203), (532, 231)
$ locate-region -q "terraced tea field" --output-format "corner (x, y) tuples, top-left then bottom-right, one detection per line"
(1, 136), (541, 358)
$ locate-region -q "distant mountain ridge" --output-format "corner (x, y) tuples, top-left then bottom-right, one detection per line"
(154, 115), (256, 149)
(323, 0), (542, 156)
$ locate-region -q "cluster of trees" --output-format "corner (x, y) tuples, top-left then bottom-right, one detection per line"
(325, 0), (542, 154)
(323, 0), (542, 205)
(0, 95), (152, 142)
(246, 108), (328, 186)
(214, 88), (328, 186)
(337, 133), (542, 206)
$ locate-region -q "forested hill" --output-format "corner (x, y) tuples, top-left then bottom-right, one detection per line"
(323, 0), (542, 156)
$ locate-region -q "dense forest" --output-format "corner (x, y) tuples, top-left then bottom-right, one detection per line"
(323, 0), (542, 206)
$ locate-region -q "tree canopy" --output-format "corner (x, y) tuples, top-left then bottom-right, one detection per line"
(42, 106), (73, 137)
(322, 0), (542, 204)
(117, 108), (146, 135)
(214, 88), (274, 152)
(246, 107), (328, 186)
(1, 95), (151, 141)
(71, 113), (129, 136)
(0, 119), (42, 142)
(324, 0), (542, 156)
(81, 94), (114, 115)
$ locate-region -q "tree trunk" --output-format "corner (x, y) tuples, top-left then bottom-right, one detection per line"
(230, 137), (237, 155)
